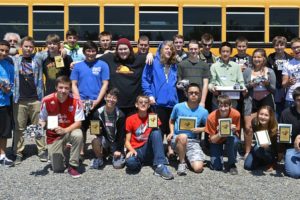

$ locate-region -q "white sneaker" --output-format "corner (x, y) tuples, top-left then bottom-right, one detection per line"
(177, 163), (187, 176)
(90, 158), (103, 169)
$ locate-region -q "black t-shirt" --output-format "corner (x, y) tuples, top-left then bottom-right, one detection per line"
(203, 52), (214, 66)
(280, 106), (300, 143)
(43, 54), (72, 95)
(19, 56), (38, 100)
(267, 52), (293, 89)
(232, 54), (252, 69)
(100, 53), (146, 108)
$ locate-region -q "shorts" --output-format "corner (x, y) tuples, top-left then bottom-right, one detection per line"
(171, 136), (205, 163)
(0, 106), (12, 138)
(252, 93), (275, 113)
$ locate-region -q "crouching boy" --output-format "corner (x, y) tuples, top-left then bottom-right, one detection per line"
(125, 95), (174, 180)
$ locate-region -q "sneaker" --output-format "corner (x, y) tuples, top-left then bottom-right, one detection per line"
(14, 155), (22, 165)
(90, 158), (104, 169)
(229, 164), (238, 175)
(39, 151), (48, 162)
(68, 166), (81, 178)
(0, 157), (14, 167)
(177, 163), (187, 176)
(154, 164), (174, 180)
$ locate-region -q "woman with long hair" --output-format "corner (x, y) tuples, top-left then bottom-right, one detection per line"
(142, 40), (178, 157)
(244, 106), (278, 171)
(243, 49), (276, 158)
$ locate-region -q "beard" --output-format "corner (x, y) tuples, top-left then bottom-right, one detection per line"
(9, 46), (19, 55)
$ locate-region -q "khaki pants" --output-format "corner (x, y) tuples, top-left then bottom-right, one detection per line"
(48, 129), (83, 171)
(13, 100), (46, 156)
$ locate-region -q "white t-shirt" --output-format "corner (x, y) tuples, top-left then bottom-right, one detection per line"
(282, 58), (300, 101)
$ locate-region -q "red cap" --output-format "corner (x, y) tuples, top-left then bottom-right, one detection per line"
(116, 38), (132, 50)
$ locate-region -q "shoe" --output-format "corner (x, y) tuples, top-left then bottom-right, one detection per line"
(0, 157), (14, 167)
(14, 155), (22, 165)
(39, 151), (48, 162)
(90, 158), (104, 169)
(68, 166), (81, 178)
(229, 164), (238, 175)
(154, 164), (174, 180)
(177, 163), (187, 176)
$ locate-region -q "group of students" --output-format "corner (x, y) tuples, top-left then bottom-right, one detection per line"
(0, 30), (299, 180)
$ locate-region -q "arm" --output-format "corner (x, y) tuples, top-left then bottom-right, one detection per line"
(167, 119), (175, 141)
(71, 80), (80, 99)
(92, 80), (108, 109)
(54, 121), (81, 135)
(200, 78), (208, 107)
(141, 64), (155, 104)
(125, 132), (137, 158)
(265, 69), (276, 93)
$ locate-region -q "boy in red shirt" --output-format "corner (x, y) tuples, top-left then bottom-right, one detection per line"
(39, 76), (84, 178)
(125, 95), (174, 180)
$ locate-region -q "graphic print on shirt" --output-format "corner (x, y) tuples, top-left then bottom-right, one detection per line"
(116, 64), (134, 74)
(135, 123), (148, 141)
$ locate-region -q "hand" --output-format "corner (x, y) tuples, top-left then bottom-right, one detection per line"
(262, 79), (270, 87)
(260, 144), (269, 149)
(126, 150), (137, 158)
(167, 133), (174, 142)
(250, 81), (258, 88)
(191, 128), (202, 134)
(60, 49), (67, 58)
(145, 53), (153, 65)
(294, 135), (300, 151)
(70, 62), (76, 70)
(113, 151), (122, 158)
(288, 77), (297, 86)
(149, 96), (156, 105)
(211, 87), (219, 96)
(54, 126), (67, 135)
(91, 100), (99, 110)
(231, 124), (237, 134)
(242, 89), (248, 97)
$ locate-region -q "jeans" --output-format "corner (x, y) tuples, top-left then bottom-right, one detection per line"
(126, 129), (168, 171)
(285, 148), (300, 178)
(244, 145), (274, 170)
(210, 135), (239, 170)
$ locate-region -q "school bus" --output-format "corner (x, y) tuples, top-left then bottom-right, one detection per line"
(0, 0), (299, 54)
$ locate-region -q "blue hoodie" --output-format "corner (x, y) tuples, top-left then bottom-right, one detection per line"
(142, 42), (178, 108)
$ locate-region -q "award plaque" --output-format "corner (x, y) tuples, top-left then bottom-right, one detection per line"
(178, 117), (197, 131)
(148, 113), (158, 128)
(278, 124), (292, 143)
(90, 120), (101, 135)
(47, 116), (58, 129)
(218, 118), (232, 137)
(54, 56), (64, 68)
(254, 130), (271, 147)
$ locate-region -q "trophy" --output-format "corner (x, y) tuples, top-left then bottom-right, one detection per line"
(23, 124), (45, 139)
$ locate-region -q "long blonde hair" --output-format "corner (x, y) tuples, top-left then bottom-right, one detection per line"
(254, 106), (278, 137)
(160, 41), (176, 65)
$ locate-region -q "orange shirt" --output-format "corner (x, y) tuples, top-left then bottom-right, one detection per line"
(205, 108), (241, 144)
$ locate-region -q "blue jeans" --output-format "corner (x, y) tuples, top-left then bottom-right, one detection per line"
(126, 129), (168, 171)
(209, 135), (239, 170)
(285, 148), (300, 178)
(244, 145), (274, 170)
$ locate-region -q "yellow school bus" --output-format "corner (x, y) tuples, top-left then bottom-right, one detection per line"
(0, 0), (299, 54)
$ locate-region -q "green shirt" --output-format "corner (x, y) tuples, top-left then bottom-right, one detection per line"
(209, 60), (245, 90)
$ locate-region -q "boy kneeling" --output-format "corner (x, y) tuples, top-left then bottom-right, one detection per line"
(90, 88), (126, 169)
(168, 83), (208, 175)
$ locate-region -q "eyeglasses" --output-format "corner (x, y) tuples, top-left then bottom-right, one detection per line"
(188, 91), (200, 95)
(138, 100), (149, 104)
(202, 43), (212, 47)
(292, 46), (300, 51)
